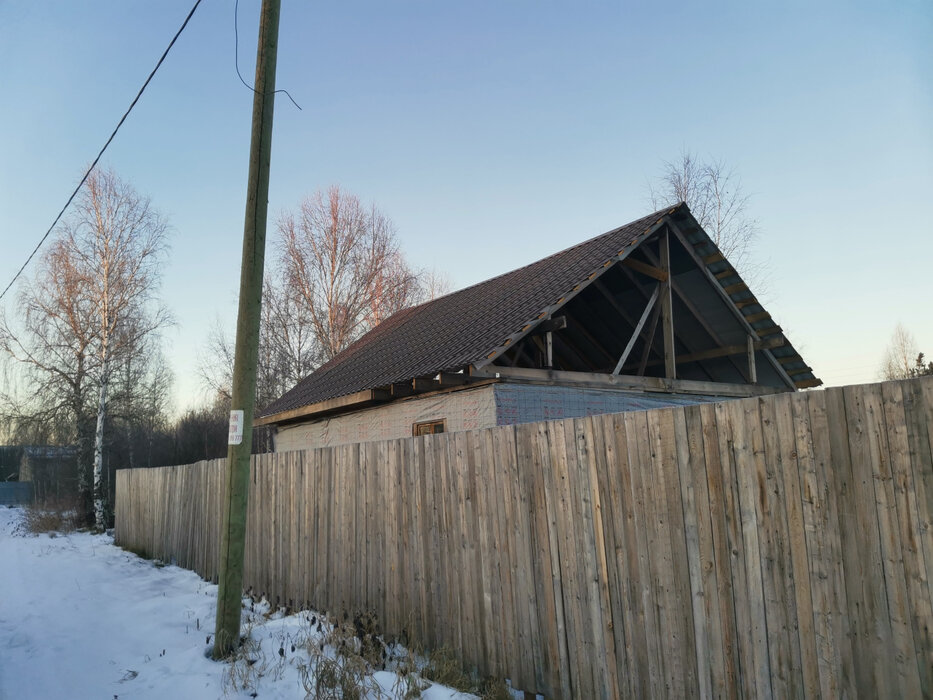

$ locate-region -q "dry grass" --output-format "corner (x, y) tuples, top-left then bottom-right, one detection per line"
(420, 645), (473, 692)
(419, 645), (516, 699)
(217, 603), (518, 700)
(15, 498), (80, 535)
(478, 677), (515, 700)
(221, 628), (268, 697)
(299, 652), (374, 700)
(294, 609), (382, 699)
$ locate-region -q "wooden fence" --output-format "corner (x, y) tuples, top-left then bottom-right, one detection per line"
(115, 377), (933, 698)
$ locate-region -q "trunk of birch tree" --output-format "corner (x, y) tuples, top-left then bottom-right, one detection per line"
(92, 354), (108, 530)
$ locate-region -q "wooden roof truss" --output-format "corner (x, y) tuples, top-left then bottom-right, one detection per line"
(469, 209), (816, 396)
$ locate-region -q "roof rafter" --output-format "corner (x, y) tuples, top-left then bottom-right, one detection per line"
(665, 217), (798, 390)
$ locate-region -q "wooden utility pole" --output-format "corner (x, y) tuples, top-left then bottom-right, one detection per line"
(213, 0), (281, 659)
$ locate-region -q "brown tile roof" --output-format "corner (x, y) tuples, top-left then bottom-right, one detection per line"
(259, 207), (674, 417)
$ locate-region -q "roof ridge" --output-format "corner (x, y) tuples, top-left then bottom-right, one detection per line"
(390, 205), (678, 321)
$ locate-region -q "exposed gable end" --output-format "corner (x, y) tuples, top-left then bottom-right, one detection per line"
(474, 204), (811, 391)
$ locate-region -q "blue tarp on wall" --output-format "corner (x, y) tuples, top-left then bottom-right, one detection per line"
(0, 482), (33, 506)
(494, 383), (726, 425)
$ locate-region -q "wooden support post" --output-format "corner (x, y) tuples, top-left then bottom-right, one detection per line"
(546, 331), (553, 368)
(639, 239), (756, 383)
(660, 230), (676, 379)
(613, 284), (659, 375)
(747, 335), (757, 384)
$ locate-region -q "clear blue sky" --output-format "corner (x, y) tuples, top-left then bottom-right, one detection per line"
(2, 0), (931, 410)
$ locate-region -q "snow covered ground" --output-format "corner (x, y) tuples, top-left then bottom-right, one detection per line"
(0, 506), (503, 699)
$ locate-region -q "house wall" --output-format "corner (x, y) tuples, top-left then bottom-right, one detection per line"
(274, 382), (728, 451)
(273, 384), (499, 451)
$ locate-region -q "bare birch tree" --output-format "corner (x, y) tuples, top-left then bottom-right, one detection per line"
(201, 187), (430, 418)
(278, 187), (423, 362)
(76, 170), (170, 529)
(1, 168), (170, 527)
(879, 323), (922, 380)
(649, 150), (760, 273)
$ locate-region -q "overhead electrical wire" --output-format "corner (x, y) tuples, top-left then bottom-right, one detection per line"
(234, 0), (300, 110)
(0, 0), (205, 303)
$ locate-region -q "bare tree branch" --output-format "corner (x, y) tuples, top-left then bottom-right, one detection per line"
(649, 149), (763, 283)
(277, 186), (424, 363)
(879, 323), (920, 380)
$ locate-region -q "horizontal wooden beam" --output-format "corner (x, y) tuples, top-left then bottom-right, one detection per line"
(253, 388), (390, 427)
(623, 337), (786, 371)
(622, 257), (668, 282)
(681, 337), (785, 362)
(471, 364), (788, 398)
(795, 378), (823, 389)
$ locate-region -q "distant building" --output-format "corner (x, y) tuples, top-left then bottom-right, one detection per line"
(0, 446), (22, 482)
(257, 203), (820, 450)
(19, 446), (79, 501)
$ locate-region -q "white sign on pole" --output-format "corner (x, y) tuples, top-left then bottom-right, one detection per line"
(228, 410), (245, 445)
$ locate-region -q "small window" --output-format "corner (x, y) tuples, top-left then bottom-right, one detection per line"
(413, 419), (446, 437)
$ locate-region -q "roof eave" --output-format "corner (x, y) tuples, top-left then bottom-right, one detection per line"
(254, 375), (500, 428)
(254, 388), (391, 428)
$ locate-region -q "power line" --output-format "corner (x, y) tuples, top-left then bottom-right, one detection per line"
(0, 0), (205, 303)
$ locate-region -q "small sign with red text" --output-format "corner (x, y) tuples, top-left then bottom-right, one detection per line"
(228, 410), (244, 445)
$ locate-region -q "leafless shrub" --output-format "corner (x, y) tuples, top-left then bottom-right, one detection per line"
(17, 497), (80, 535)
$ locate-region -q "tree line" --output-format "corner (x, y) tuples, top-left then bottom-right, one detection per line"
(0, 173), (445, 529)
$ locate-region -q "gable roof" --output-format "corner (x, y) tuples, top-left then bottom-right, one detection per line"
(258, 203), (819, 423)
